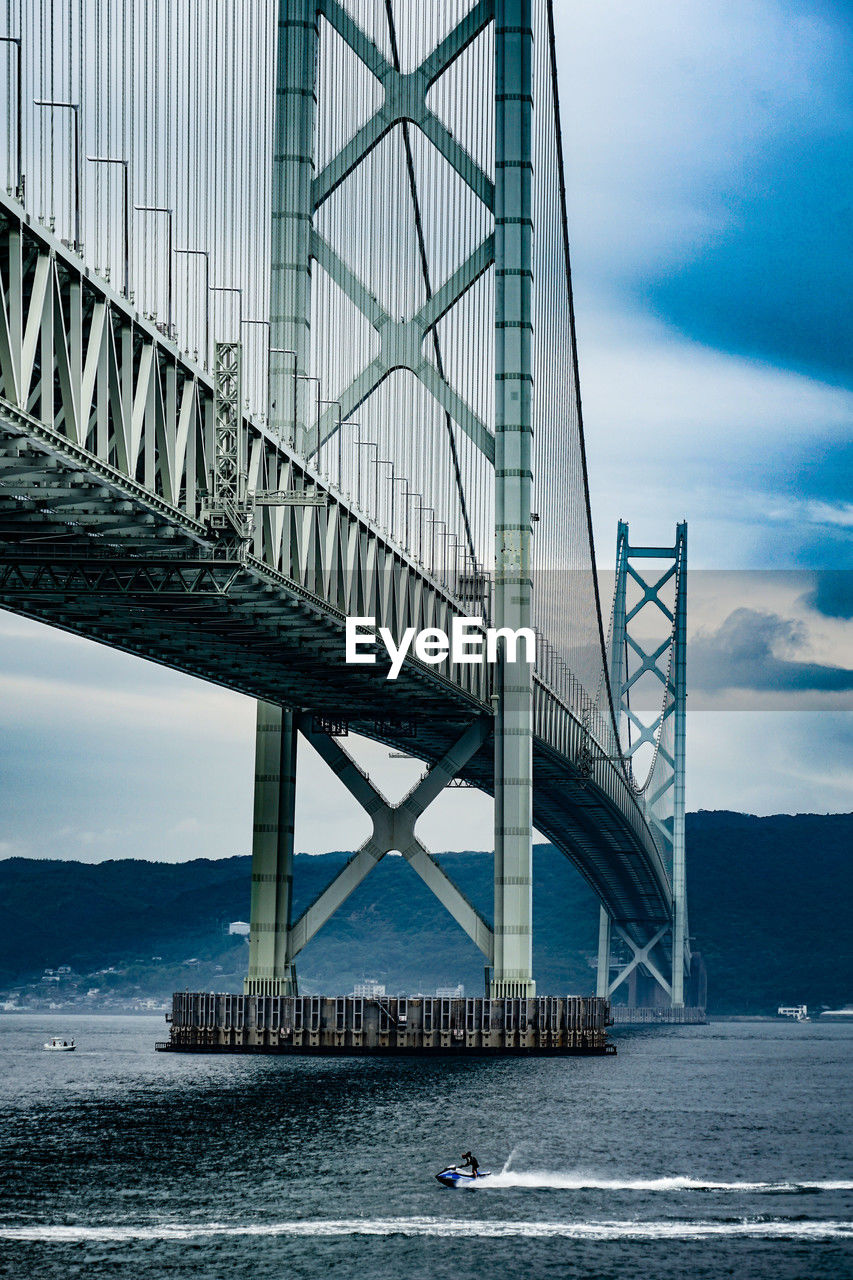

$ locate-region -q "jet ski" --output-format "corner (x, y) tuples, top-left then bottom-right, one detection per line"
(435, 1165), (491, 1187)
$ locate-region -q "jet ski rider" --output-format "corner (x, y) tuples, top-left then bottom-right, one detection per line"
(460, 1151), (480, 1177)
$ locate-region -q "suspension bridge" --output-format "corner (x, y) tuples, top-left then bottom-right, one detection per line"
(0, 0), (701, 1031)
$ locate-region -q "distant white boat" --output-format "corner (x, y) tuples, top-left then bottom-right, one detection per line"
(820, 1007), (853, 1020)
(777, 1005), (810, 1022)
(43, 1036), (76, 1051)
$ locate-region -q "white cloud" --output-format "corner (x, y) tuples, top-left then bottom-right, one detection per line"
(552, 0), (853, 574)
(0, 665), (254, 740)
(804, 500), (853, 529)
(555, 0), (850, 280)
(575, 302), (853, 566)
(687, 709), (853, 813)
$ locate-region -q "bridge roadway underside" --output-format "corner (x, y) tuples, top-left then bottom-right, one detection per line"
(0, 406), (671, 942)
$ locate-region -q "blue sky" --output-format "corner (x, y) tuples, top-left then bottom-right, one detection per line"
(0, 0), (850, 862)
(555, 0), (852, 565)
(553, 0), (852, 834)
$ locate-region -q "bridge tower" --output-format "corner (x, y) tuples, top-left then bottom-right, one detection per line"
(597, 521), (689, 1008)
(246, 0), (537, 999)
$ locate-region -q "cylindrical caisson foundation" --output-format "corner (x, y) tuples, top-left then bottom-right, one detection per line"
(156, 993), (615, 1055)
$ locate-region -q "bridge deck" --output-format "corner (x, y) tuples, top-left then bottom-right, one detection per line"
(0, 404), (671, 937)
(0, 192), (672, 943)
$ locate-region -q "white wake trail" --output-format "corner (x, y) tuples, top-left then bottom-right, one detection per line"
(0, 1218), (851, 1243)
(481, 1173), (853, 1194)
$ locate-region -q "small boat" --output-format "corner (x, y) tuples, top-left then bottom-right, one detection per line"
(43, 1036), (75, 1051)
(435, 1165), (491, 1187)
(777, 1005), (810, 1023)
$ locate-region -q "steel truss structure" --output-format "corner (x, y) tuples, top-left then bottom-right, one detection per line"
(0, 0), (695, 1004)
(597, 522), (689, 1007)
(0, 183), (673, 983)
(246, 715), (495, 996)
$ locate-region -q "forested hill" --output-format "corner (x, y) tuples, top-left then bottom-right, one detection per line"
(0, 811), (850, 1014)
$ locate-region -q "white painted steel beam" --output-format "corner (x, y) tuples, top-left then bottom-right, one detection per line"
(269, 0), (317, 451)
(596, 906), (611, 999)
(313, 0), (495, 211)
(308, 230), (496, 465)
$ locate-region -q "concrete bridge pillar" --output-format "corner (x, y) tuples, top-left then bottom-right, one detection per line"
(492, 0), (535, 1000)
(596, 907), (611, 998)
(244, 703), (298, 997)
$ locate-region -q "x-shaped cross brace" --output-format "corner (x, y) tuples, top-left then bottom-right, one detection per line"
(287, 715), (495, 962)
(309, 230), (494, 463)
(306, 0), (497, 465)
(315, 0), (495, 212)
(608, 923), (672, 999)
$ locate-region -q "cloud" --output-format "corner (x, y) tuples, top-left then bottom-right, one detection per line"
(801, 571), (853, 619)
(0, 671), (252, 741)
(556, 0), (852, 290)
(554, 1), (853, 384)
(554, 1), (852, 569)
(686, 708), (853, 813)
(577, 304), (853, 568)
(690, 606), (853, 699)
(0, 609), (255, 742)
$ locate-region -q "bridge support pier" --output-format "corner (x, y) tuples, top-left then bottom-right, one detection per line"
(244, 702), (298, 997)
(596, 907), (611, 999)
(269, 0), (317, 450)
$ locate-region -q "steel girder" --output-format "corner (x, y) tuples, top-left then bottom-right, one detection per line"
(286, 716), (495, 964)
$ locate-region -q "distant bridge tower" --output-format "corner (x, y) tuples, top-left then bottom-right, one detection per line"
(596, 522), (689, 1008)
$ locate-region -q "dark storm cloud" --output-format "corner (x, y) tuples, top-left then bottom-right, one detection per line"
(633, 2), (853, 388)
(801, 572), (853, 620)
(646, 129), (853, 389)
(690, 607), (853, 694)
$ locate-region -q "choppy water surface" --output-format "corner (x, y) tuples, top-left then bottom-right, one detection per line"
(0, 1017), (850, 1278)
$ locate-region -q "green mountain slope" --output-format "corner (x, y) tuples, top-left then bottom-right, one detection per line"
(0, 811), (849, 1013)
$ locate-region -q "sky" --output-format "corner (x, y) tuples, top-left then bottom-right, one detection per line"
(0, 0), (850, 862)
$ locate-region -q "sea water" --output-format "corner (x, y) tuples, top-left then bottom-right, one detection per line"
(0, 1016), (850, 1279)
